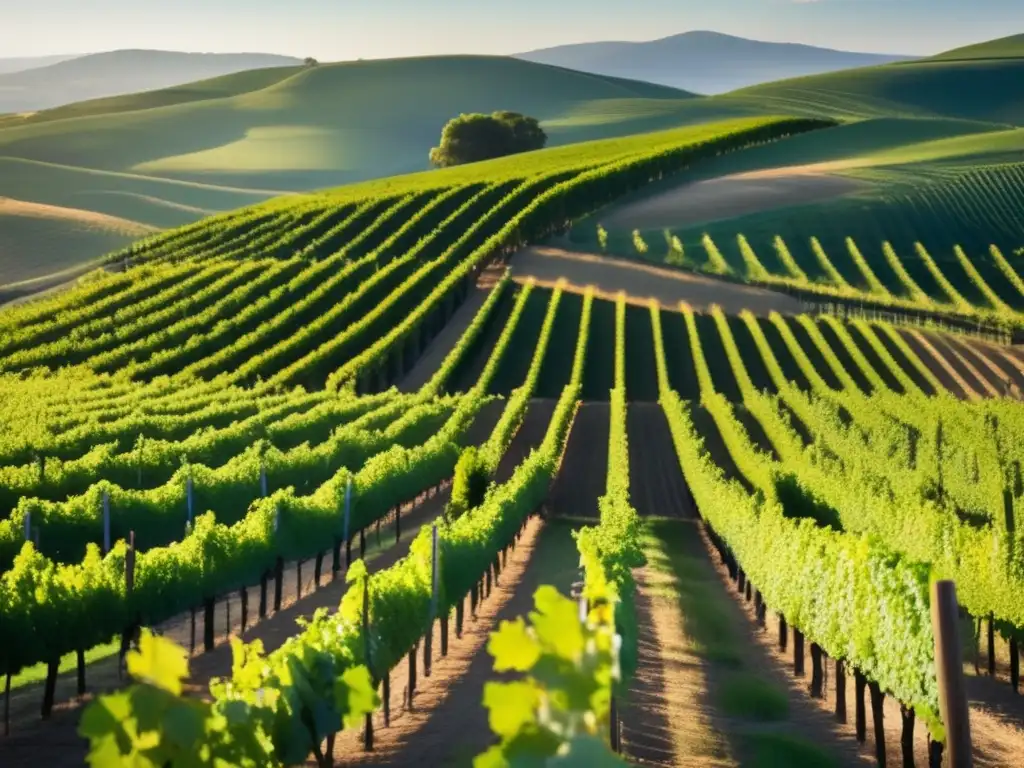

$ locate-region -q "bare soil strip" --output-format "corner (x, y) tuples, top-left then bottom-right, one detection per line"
(326, 516), (582, 766)
(943, 335), (1021, 398)
(399, 264), (506, 393)
(0, 196), (156, 235)
(900, 329), (980, 399)
(967, 339), (1024, 390)
(597, 170), (863, 232)
(625, 405), (862, 767)
(511, 246), (801, 317)
(547, 402), (609, 520)
(925, 332), (1002, 398)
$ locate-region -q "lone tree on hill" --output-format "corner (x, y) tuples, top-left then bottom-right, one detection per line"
(303, 57), (319, 67)
(429, 111), (547, 168)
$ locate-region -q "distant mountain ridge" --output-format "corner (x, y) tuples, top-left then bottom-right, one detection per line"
(0, 54), (81, 76)
(516, 31), (914, 94)
(0, 50), (303, 113)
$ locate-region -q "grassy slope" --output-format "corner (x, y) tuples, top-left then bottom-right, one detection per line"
(928, 33), (1024, 61)
(0, 56), (704, 192)
(725, 57), (1024, 125)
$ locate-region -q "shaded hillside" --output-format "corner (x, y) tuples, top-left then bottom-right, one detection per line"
(0, 50), (303, 113)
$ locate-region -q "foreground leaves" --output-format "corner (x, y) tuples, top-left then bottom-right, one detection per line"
(476, 585), (628, 767)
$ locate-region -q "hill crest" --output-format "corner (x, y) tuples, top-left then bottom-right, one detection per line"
(515, 30), (913, 94)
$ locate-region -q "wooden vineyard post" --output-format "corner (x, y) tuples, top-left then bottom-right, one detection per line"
(240, 588), (249, 631)
(835, 659), (847, 723)
(4, 670), (10, 737)
(931, 580), (973, 768)
(362, 576), (373, 752)
(258, 573), (268, 619)
(77, 648), (86, 695)
(810, 643), (823, 698)
(204, 598), (216, 652)
(424, 525), (439, 678)
(273, 557), (284, 612)
(1011, 638), (1019, 692)
(855, 669), (867, 742)
(441, 611), (449, 657)
(360, 528), (366, 559)
(382, 673), (391, 727)
(314, 551), (323, 589)
(900, 704), (915, 768)
(778, 614), (787, 651)
(794, 629), (805, 677)
(868, 681), (885, 766)
(408, 643), (418, 710)
(987, 614), (995, 676)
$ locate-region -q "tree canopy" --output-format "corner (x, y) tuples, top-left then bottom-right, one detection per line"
(429, 111), (547, 168)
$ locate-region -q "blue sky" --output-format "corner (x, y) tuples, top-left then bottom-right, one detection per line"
(3, 0), (1022, 59)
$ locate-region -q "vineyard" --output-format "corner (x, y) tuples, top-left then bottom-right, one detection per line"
(1, 110), (1024, 767)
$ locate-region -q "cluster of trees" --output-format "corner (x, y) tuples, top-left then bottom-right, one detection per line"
(430, 111), (547, 168)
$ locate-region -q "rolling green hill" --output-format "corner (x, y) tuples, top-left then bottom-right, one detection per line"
(0, 55), (714, 285)
(5, 36), (1024, 288)
(929, 33), (1024, 61)
(0, 55), (699, 190)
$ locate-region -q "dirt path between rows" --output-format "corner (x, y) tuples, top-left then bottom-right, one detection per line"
(547, 402), (609, 520)
(324, 516), (581, 766)
(511, 247), (801, 317)
(321, 403), (576, 765)
(624, 406), (863, 767)
(597, 169), (863, 232)
(899, 329), (979, 400)
(399, 264), (506, 393)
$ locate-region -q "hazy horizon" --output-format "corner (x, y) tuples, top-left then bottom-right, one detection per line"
(3, 0), (1022, 61)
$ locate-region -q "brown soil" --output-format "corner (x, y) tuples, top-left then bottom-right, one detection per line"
(598, 170), (862, 232)
(323, 515), (582, 766)
(925, 332), (1001, 398)
(547, 402), (609, 520)
(623, 406), (864, 767)
(899, 329), (978, 400)
(944, 336), (1023, 399)
(510, 246), (801, 317)
(627, 403), (696, 519)
(399, 264), (506, 393)
(0, 197), (155, 235)
(964, 340), (1024, 393)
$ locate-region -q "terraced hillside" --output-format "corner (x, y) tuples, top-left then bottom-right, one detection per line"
(3, 109), (1024, 767)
